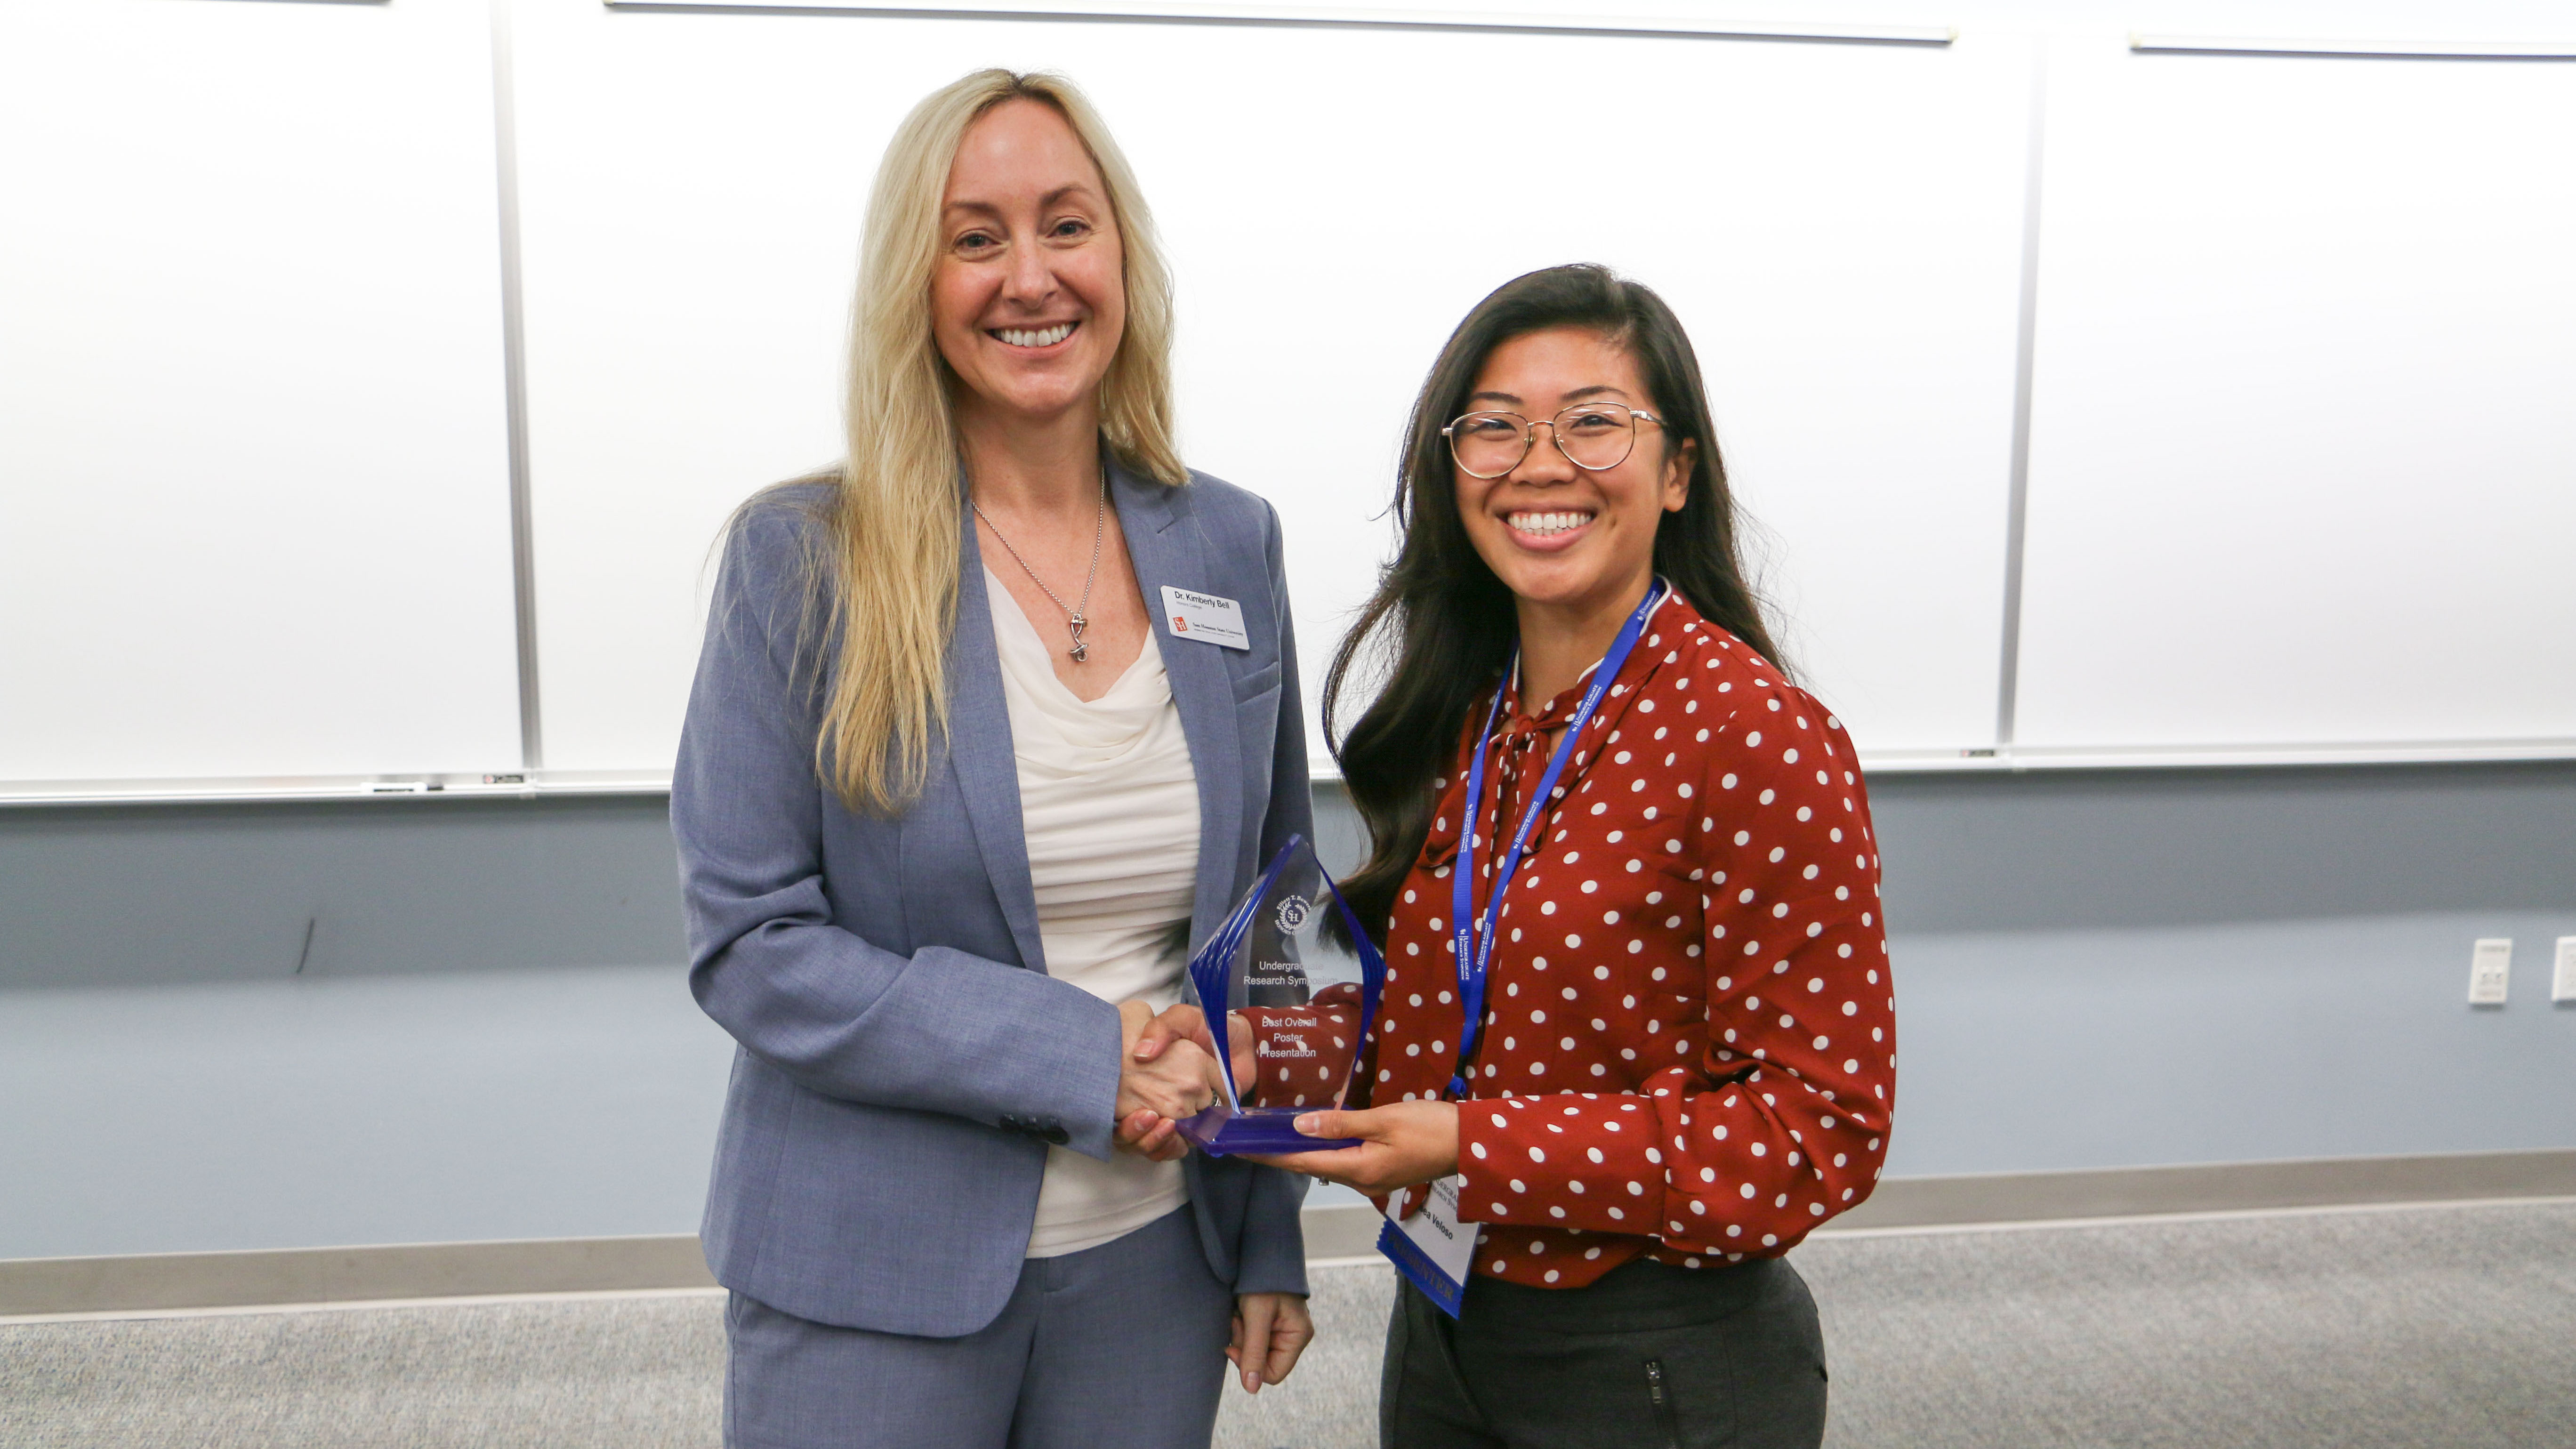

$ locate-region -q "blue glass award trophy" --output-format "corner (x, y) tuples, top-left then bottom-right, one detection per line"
(1175, 835), (1386, 1156)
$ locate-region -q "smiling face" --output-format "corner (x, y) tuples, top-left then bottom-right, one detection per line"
(930, 98), (1127, 430)
(1451, 326), (1692, 625)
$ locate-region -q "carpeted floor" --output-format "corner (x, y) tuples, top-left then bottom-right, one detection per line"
(1800, 1201), (2576, 1449)
(4, 1200), (2570, 1449)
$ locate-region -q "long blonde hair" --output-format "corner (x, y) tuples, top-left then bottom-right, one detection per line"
(809, 69), (1183, 814)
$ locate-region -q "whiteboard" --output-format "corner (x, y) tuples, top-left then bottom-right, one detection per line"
(2012, 35), (2576, 759)
(0, 0), (524, 788)
(507, 2), (2033, 776)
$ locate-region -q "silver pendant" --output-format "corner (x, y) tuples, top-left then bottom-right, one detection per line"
(1067, 612), (1088, 663)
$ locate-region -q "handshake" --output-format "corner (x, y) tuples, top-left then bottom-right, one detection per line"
(1101, 834), (1379, 1162)
(1107, 993), (1370, 1160)
(1110, 999), (1253, 1162)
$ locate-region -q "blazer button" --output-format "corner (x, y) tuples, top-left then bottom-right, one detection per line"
(1041, 1124), (1070, 1146)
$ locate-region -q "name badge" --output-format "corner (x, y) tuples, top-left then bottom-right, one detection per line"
(1159, 586), (1250, 651)
(1378, 1175), (1478, 1318)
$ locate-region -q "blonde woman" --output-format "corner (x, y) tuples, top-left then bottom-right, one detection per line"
(674, 71), (1313, 1448)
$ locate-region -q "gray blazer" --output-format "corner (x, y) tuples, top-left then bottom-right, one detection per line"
(674, 459), (1313, 1337)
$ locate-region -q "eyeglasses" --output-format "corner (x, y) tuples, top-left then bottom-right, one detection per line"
(1442, 402), (1665, 479)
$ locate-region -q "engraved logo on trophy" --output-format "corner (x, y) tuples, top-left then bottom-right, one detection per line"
(1274, 894), (1312, 934)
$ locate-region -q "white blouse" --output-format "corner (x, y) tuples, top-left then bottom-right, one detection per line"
(985, 569), (1204, 1259)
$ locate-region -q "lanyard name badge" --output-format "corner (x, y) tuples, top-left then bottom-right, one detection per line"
(1379, 578), (1667, 1319)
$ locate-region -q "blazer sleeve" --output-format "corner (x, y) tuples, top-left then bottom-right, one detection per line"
(1227, 496), (1315, 1297)
(672, 501), (1127, 1159)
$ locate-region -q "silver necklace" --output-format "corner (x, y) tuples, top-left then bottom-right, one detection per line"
(973, 475), (1106, 663)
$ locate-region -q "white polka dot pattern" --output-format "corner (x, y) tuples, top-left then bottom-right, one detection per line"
(1238, 998), (1366, 1108)
(1362, 593), (1895, 1290)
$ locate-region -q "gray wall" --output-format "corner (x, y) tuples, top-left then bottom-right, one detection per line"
(1867, 763), (2576, 1173)
(0, 797), (729, 1259)
(3, 765), (2571, 1259)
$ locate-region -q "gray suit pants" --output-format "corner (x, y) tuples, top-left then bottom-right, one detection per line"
(725, 1207), (1236, 1449)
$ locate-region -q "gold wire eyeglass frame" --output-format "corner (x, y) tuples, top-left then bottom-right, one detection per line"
(1441, 402), (1667, 479)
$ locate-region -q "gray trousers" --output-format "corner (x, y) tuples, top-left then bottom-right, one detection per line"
(1382, 1255), (1828, 1449)
(725, 1207), (1236, 1449)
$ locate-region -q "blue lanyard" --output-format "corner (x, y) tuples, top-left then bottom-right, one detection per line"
(1446, 579), (1666, 1100)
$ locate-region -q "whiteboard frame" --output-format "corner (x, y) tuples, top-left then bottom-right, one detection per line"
(2131, 34), (2576, 60)
(494, 0), (549, 772)
(602, 0), (1956, 46)
(0, 773), (666, 809)
(16, 737), (2576, 806)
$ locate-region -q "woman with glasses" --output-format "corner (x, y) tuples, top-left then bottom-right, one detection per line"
(673, 70), (1312, 1449)
(1258, 264), (1894, 1448)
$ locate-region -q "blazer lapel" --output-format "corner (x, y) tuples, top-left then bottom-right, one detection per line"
(948, 516), (1048, 974)
(1113, 461), (1248, 956)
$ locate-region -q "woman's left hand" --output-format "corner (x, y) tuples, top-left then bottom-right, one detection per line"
(1229, 1291), (1312, 1394)
(1248, 1101), (1459, 1196)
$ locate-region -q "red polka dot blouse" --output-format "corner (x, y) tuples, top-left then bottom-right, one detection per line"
(1363, 588), (1893, 1289)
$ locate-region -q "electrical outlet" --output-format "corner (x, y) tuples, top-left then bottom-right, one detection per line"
(2554, 937), (2576, 1004)
(2468, 939), (2512, 1006)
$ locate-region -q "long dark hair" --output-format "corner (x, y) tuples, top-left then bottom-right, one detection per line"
(1321, 264), (1788, 942)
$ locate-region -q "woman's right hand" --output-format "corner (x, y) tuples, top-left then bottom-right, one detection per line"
(1115, 999), (1223, 1129)
(1131, 1003), (1257, 1102)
